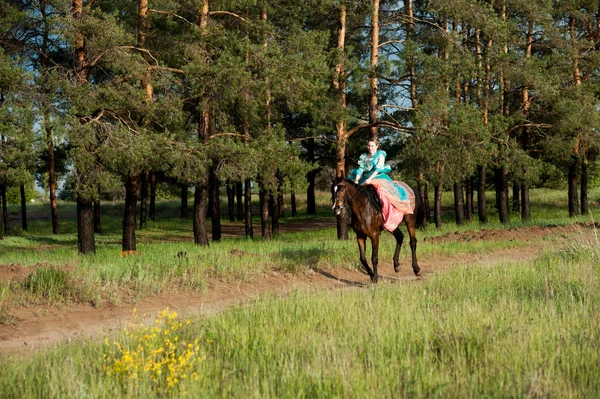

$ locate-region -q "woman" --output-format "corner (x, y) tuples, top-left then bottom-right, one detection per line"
(348, 140), (414, 231)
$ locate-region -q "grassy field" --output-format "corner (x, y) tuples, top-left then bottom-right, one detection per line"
(0, 188), (599, 397)
(0, 235), (599, 398)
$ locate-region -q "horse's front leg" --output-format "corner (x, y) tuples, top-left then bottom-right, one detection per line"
(370, 233), (379, 283)
(392, 227), (404, 273)
(356, 233), (374, 280)
(406, 222), (421, 277)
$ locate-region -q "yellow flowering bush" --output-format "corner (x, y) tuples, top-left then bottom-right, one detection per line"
(103, 308), (203, 395)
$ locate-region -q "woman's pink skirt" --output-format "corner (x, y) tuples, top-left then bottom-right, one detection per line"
(370, 180), (415, 232)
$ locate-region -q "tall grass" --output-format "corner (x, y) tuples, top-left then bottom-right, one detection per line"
(1, 244), (598, 398)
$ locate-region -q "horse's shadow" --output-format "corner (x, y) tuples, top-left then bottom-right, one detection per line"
(315, 269), (367, 288)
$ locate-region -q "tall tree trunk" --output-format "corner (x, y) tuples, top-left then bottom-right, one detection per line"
(306, 138), (316, 215)
(93, 200), (102, 234)
(453, 181), (465, 225)
(434, 182), (443, 228)
(236, 181), (243, 221)
(20, 184), (27, 231)
(291, 192), (297, 217)
(568, 159), (579, 217)
(334, 0), (349, 240)
(40, 0), (60, 236)
(417, 174), (428, 227)
(1, 185), (7, 233)
(519, 18), (533, 221)
(259, 184), (270, 241)
(581, 155), (588, 215)
(192, 0), (211, 245)
(0, 187), (3, 240)
(270, 193), (279, 235)
(193, 184), (209, 246)
(369, 0), (380, 140)
(521, 184), (530, 222)
(77, 197), (95, 254)
(122, 175), (139, 251)
(139, 170), (148, 229)
(244, 178), (253, 239)
(209, 168), (221, 241)
(464, 177), (473, 221)
(512, 180), (520, 212)
(150, 172), (157, 221)
(495, 167), (509, 224)
(478, 166), (487, 224)
(423, 184), (431, 224)
(46, 122), (59, 235)
(226, 181), (235, 221)
(180, 184), (188, 218)
(406, 0), (418, 108)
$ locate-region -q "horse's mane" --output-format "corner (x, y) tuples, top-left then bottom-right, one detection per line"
(342, 178), (382, 214)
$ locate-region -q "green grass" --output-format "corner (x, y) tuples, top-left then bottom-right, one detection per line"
(1, 187), (597, 310)
(1, 243), (598, 398)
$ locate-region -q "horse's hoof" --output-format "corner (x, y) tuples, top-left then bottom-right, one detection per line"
(394, 265), (400, 273)
(413, 266), (421, 276)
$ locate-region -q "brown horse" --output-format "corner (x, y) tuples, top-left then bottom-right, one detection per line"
(332, 177), (424, 283)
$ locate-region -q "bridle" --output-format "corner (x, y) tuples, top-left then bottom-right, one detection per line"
(332, 181), (366, 213)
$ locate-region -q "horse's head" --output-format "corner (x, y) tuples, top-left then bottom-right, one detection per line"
(331, 177), (351, 216)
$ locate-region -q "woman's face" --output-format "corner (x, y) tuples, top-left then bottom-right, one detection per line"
(367, 141), (378, 155)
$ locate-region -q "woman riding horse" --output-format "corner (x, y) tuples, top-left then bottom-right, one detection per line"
(348, 139), (415, 232)
(332, 139), (422, 283)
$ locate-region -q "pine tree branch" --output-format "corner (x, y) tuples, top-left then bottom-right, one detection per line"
(149, 9), (197, 26)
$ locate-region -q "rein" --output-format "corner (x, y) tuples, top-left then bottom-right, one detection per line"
(336, 182), (367, 210)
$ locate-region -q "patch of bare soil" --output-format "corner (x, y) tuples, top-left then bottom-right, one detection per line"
(0, 222), (595, 358)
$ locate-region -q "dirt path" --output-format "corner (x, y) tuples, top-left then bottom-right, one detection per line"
(0, 222), (595, 358)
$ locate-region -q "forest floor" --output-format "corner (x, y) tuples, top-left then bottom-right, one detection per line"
(0, 219), (596, 358)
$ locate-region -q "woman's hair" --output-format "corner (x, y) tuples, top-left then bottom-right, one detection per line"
(367, 139), (379, 147)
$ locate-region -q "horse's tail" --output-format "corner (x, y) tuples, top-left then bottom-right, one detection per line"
(414, 188), (427, 229)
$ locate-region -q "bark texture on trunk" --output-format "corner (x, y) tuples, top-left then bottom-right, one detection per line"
(434, 182), (443, 228)
(77, 197), (95, 254)
(581, 156), (588, 215)
(306, 138), (316, 215)
(291, 192), (297, 217)
(209, 168), (221, 241)
(369, 0), (380, 140)
(465, 177), (473, 221)
(48, 130), (59, 235)
(139, 171), (148, 229)
(20, 184), (27, 231)
(520, 184), (531, 221)
(259, 186), (270, 241)
(193, 184), (209, 246)
(568, 160), (579, 217)
(453, 182), (465, 225)
(226, 182), (235, 221)
(236, 181), (243, 221)
(270, 193), (279, 235)
(244, 178), (253, 239)
(0, 187), (4, 239)
(512, 180), (520, 212)
(122, 175), (139, 251)
(478, 166), (487, 223)
(495, 167), (509, 224)
(150, 171), (156, 221)
(1, 185), (7, 233)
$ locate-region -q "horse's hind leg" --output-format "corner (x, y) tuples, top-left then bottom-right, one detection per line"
(406, 219), (421, 276)
(370, 233), (379, 283)
(392, 227), (404, 273)
(356, 233), (375, 280)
